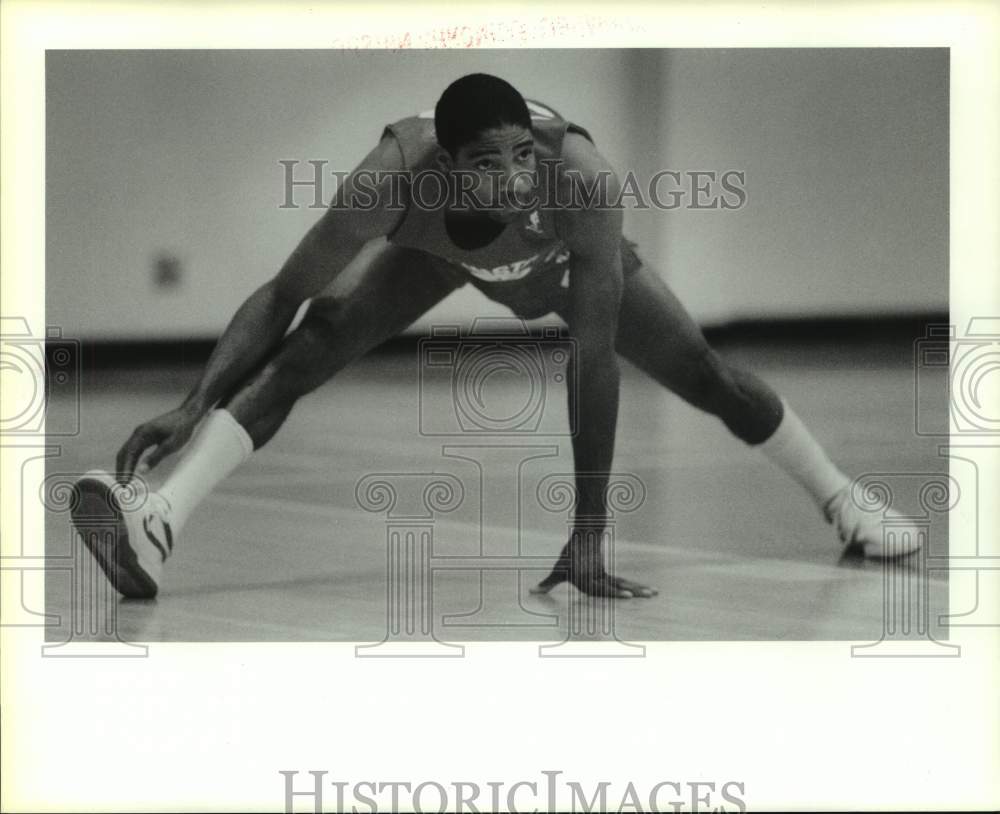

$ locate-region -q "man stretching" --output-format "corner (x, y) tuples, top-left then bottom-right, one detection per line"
(71, 73), (919, 600)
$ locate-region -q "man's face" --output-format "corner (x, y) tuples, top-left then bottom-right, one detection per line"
(444, 124), (537, 222)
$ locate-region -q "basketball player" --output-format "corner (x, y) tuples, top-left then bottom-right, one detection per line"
(71, 73), (920, 600)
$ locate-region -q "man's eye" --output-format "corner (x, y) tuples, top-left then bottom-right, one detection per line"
(517, 151), (534, 162)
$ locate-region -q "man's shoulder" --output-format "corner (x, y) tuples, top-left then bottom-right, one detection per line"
(328, 132), (412, 240)
(548, 130), (621, 233)
(363, 130), (407, 172)
(549, 132), (622, 253)
(558, 130), (616, 182)
(380, 113), (441, 171)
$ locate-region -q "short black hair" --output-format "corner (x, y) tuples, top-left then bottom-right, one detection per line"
(434, 73), (532, 156)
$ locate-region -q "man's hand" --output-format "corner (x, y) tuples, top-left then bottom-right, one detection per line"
(115, 404), (204, 483)
(530, 531), (658, 598)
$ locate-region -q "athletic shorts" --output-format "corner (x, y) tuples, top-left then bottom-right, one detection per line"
(436, 236), (644, 321)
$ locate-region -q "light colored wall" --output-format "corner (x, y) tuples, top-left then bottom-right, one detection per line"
(46, 50), (637, 338)
(653, 48), (948, 321)
(46, 49), (947, 340)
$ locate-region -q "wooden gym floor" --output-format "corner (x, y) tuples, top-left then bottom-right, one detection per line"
(42, 333), (949, 645)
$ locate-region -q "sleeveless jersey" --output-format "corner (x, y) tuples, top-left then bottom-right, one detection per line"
(381, 100), (594, 288)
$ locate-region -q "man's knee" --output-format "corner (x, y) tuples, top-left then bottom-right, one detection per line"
(690, 352), (781, 443)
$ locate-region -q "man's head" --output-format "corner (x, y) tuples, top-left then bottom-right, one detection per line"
(434, 73), (537, 220)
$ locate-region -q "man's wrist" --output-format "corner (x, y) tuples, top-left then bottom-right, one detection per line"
(180, 392), (213, 416)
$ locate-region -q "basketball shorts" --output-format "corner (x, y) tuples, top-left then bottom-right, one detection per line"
(437, 236), (644, 321)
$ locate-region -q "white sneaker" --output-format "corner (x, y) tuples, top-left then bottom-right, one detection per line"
(70, 470), (173, 598)
(823, 483), (922, 559)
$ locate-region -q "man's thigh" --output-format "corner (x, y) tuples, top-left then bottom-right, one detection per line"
(303, 237), (463, 357)
(613, 261), (720, 403)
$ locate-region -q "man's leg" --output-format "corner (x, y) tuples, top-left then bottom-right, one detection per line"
(614, 262), (848, 497)
(220, 240), (460, 447)
(157, 240), (461, 533)
(535, 260), (812, 597)
(612, 262), (918, 557)
(96, 241), (462, 596)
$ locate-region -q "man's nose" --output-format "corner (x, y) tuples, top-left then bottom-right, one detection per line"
(502, 170), (534, 200)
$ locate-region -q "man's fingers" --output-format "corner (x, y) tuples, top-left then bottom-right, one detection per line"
(116, 427), (160, 481)
(579, 576), (633, 598)
(530, 565), (572, 594)
(536, 573), (633, 598)
(531, 561), (570, 593)
(529, 551), (658, 600)
(611, 576), (657, 598)
(144, 437), (181, 470)
(116, 438), (146, 481)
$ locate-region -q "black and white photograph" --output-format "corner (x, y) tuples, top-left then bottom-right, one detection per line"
(43, 45), (953, 643)
(3, 2), (998, 812)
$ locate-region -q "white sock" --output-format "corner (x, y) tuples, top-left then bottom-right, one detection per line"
(153, 408), (254, 534)
(756, 397), (851, 510)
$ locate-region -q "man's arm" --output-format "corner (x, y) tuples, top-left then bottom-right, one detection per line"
(181, 138), (405, 415)
(116, 136), (405, 479)
(559, 179), (624, 527)
(531, 138), (657, 598)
